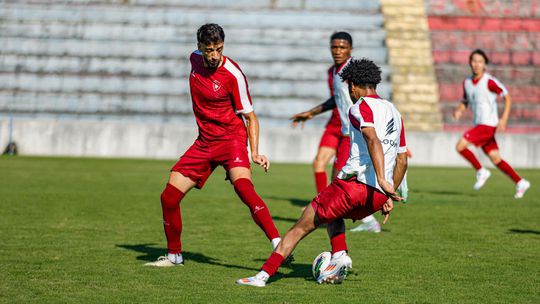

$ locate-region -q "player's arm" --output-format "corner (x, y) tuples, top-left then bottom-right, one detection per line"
(290, 96), (336, 127)
(497, 93), (512, 132)
(453, 81), (468, 120)
(393, 118), (408, 189)
(243, 111), (270, 172)
(361, 127), (400, 201)
(393, 153), (408, 190)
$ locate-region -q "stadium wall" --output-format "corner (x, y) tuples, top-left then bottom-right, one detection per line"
(1, 118), (539, 168)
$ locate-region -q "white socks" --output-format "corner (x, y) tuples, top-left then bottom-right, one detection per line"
(361, 215), (377, 224)
(271, 237), (281, 250)
(168, 253), (183, 264)
(256, 271), (270, 281)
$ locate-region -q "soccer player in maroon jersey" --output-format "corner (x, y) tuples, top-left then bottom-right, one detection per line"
(146, 24), (282, 266)
(454, 49), (530, 198)
(236, 58), (407, 287)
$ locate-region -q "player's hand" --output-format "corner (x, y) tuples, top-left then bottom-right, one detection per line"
(252, 154), (270, 172)
(381, 197), (394, 224)
(453, 109), (463, 120)
(497, 119), (507, 132)
(290, 111), (313, 128)
(378, 179), (402, 202)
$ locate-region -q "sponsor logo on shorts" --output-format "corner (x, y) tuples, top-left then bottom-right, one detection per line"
(233, 157), (243, 163)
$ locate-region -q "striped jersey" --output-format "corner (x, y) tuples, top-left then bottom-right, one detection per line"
(338, 95), (407, 192)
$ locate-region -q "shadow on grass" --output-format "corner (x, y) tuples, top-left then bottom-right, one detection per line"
(415, 189), (464, 196)
(116, 243), (259, 271)
(508, 229), (540, 235)
(272, 215), (298, 223)
(265, 196), (311, 208)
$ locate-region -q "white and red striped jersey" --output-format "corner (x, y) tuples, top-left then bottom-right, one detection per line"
(189, 50), (253, 141)
(338, 95), (407, 192)
(462, 73), (508, 127)
(331, 57), (354, 136)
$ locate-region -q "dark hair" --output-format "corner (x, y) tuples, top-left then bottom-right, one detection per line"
(197, 23), (225, 45)
(330, 31), (353, 47)
(339, 58), (381, 88)
(469, 49), (489, 65)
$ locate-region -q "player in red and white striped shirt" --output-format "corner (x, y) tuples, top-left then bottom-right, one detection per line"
(146, 24), (282, 267)
(454, 49), (530, 198)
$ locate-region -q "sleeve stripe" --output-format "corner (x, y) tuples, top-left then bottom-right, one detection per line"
(223, 59), (253, 113)
(490, 77), (508, 97)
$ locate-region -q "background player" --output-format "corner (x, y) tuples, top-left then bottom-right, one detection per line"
(236, 58), (407, 287)
(290, 32), (381, 233)
(454, 49), (530, 198)
(146, 24), (282, 266)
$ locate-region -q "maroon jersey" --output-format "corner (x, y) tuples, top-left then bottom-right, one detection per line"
(189, 50), (253, 142)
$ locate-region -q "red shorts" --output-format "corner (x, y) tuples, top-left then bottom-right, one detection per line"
(463, 125), (499, 154)
(318, 124), (341, 150)
(171, 138), (250, 189)
(333, 135), (350, 171)
(311, 176), (388, 224)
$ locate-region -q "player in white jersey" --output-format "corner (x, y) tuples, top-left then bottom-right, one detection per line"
(291, 32), (381, 233)
(236, 58), (407, 287)
(454, 49), (530, 198)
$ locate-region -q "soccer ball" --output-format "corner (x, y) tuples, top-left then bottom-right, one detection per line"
(312, 251), (332, 279)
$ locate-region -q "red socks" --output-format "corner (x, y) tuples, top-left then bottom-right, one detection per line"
(459, 149), (482, 170)
(330, 233), (348, 254)
(233, 178), (280, 241)
(496, 160), (521, 183)
(160, 183), (185, 254)
(314, 171), (327, 194)
(261, 252), (285, 276)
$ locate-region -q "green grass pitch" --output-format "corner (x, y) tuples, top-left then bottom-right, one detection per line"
(1, 156), (539, 303)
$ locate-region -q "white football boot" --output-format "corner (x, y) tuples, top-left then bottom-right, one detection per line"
(236, 271), (269, 287)
(144, 253), (184, 267)
(350, 216), (381, 233)
(473, 168), (491, 191)
(317, 251), (352, 284)
(514, 179), (530, 199)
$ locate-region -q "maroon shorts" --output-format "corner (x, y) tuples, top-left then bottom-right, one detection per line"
(319, 124), (341, 150)
(171, 138), (250, 189)
(463, 124), (498, 154)
(311, 176), (388, 224)
(333, 135), (350, 171)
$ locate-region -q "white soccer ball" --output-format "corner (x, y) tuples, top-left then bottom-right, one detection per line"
(312, 251), (332, 279)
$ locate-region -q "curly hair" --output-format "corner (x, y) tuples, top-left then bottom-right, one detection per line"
(339, 58), (381, 88)
(197, 23), (225, 45)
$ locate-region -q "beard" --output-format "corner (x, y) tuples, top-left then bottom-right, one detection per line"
(203, 56), (221, 69)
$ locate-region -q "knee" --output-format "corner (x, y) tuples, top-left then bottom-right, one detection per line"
(161, 184), (183, 210)
(488, 153), (502, 164)
(312, 158), (325, 171)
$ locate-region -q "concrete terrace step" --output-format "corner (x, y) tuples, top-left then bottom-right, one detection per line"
(1, 37), (388, 64)
(0, 22), (386, 47)
(0, 73), (393, 99)
(9, 0), (381, 12)
(0, 4), (384, 29)
(0, 55), (392, 81)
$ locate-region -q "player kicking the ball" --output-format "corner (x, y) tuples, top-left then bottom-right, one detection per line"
(291, 32), (382, 233)
(236, 58), (407, 287)
(146, 24), (282, 267)
(454, 49), (530, 198)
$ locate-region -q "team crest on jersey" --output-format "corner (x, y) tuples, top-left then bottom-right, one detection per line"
(212, 80), (222, 92)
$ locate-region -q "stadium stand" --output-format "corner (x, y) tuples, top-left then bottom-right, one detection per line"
(426, 0), (540, 133)
(0, 0), (391, 127)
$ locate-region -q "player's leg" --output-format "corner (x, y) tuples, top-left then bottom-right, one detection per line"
(146, 140), (211, 267)
(146, 172), (196, 267)
(486, 148), (530, 198)
(236, 203), (319, 287)
(313, 146), (336, 194)
(456, 136), (490, 190)
(229, 167), (281, 249)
